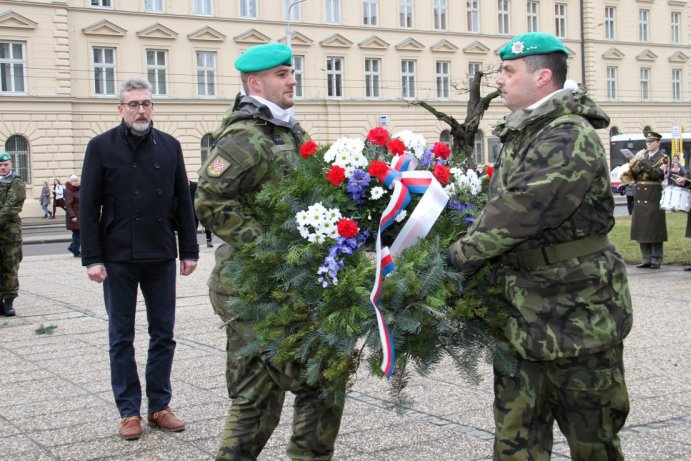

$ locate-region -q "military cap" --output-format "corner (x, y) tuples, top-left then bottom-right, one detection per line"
(0, 151), (11, 162)
(644, 131), (662, 141)
(235, 43), (293, 73)
(499, 32), (569, 60)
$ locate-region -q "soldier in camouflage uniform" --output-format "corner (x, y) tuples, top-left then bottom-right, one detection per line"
(195, 43), (344, 461)
(0, 151), (26, 317)
(448, 33), (632, 461)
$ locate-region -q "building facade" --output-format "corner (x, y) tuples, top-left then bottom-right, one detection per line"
(0, 0), (688, 215)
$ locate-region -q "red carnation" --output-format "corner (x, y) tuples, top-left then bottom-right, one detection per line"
(387, 138), (406, 156)
(485, 165), (494, 178)
(326, 165), (346, 186)
(432, 142), (451, 160)
(337, 218), (359, 238)
(367, 127), (390, 146)
(299, 140), (318, 158)
(433, 164), (451, 185)
(368, 160), (389, 181)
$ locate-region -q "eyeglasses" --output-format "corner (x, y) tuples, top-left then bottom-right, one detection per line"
(121, 100), (153, 110)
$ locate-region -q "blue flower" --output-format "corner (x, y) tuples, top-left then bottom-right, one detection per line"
(346, 169), (371, 205)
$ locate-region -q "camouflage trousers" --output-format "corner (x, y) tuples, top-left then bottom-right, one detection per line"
(493, 344), (629, 461)
(0, 240), (22, 301)
(210, 290), (344, 461)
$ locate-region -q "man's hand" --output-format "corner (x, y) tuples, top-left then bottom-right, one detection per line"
(87, 264), (107, 283)
(180, 260), (197, 276)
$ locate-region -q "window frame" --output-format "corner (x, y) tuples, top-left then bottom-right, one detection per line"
(527, 1), (539, 33)
(146, 49), (168, 96)
(400, 0), (414, 29)
(468, 61), (481, 84)
(401, 59), (416, 99)
(293, 55), (304, 98)
(363, 0), (378, 26)
(672, 68), (682, 101)
(0, 41), (26, 94)
(639, 9), (649, 43)
(434, 0), (447, 31)
(605, 6), (616, 40)
(284, 0), (302, 20)
(196, 50), (217, 97)
(5, 135), (30, 181)
(606, 66), (617, 101)
(435, 60), (450, 100)
(554, 3), (567, 38)
(497, 0), (510, 35)
(325, 0), (341, 24)
(194, 0), (213, 16)
(473, 131), (484, 166)
(144, 0), (164, 12)
(326, 56), (343, 98)
(671, 11), (681, 45)
(93, 46), (116, 96)
(91, 0), (112, 7)
(200, 133), (213, 163)
(240, 0), (257, 18)
(365, 57), (381, 99)
(640, 67), (650, 101)
(467, 0), (480, 33)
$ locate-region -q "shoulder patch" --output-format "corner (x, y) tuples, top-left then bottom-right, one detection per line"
(207, 156), (230, 178)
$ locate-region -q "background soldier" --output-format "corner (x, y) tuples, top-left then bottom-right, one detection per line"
(195, 43), (344, 461)
(0, 151), (25, 317)
(628, 130), (668, 269)
(448, 32), (632, 460)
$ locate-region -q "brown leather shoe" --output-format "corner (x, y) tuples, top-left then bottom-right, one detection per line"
(119, 416), (142, 440)
(147, 407), (185, 432)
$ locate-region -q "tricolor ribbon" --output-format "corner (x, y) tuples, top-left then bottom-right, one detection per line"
(370, 154), (449, 377)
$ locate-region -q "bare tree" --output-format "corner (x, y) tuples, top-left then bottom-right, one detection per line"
(410, 67), (500, 163)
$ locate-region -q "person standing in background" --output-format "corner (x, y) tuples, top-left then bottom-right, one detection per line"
(0, 151), (26, 317)
(52, 178), (65, 219)
(65, 174), (81, 257)
(80, 78), (199, 441)
(40, 181), (52, 218)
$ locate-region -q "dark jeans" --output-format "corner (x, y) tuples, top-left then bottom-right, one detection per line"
(70, 230), (80, 256)
(103, 260), (177, 417)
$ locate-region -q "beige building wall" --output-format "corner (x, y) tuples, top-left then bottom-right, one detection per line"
(0, 0), (688, 216)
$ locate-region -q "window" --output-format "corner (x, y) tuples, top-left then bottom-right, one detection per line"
(93, 47), (115, 95)
(363, 0), (378, 25)
(401, 59), (416, 99)
(194, 0), (212, 15)
(326, 0), (341, 24)
(91, 0), (112, 7)
(671, 12), (681, 45)
(326, 57), (343, 97)
(146, 50), (167, 96)
(400, 0), (413, 28)
(488, 137), (501, 163)
(605, 6), (615, 40)
(200, 133), (213, 163)
(434, 0), (447, 31)
(467, 0), (480, 32)
(606, 66), (617, 101)
(639, 9), (649, 43)
(440, 130), (451, 146)
(498, 0), (510, 35)
(144, 0), (163, 12)
(0, 42), (26, 94)
(640, 67), (650, 101)
(196, 51), (216, 97)
(468, 61), (481, 84)
(365, 58), (381, 98)
(672, 68), (682, 101)
(473, 131), (484, 166)
(285, 0), (302, 20)
(5, 135), (30, 181)
(555, 3), (566, 38)
(241, 0), (257, 18)
(293, 55), (304, 98)
(436, 60), (450, 99)
(527, 1), (539, 32)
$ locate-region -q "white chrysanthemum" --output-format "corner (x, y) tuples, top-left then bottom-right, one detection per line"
(325, 207), (342, 222)
(454, 169), (482, 196)
(324, 137), (365, 169)
(393, 130), (427, 159)
(395, 209), (407, 222)
(370, 186), (386, 200)
(295, 210), (309, 226)
(295, 204), (344, 243)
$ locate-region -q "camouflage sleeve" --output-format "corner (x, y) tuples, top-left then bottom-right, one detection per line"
(194, 134), (270, 249)
(0, 178), (26, 220)
(452, 121), (604, 267)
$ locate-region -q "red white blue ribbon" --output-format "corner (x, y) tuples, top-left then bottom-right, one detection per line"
(370, 154), (449, 377)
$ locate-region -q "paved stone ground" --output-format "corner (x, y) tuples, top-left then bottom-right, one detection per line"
(1, 244), (690, 460)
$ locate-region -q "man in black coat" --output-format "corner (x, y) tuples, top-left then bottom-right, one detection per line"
(80, 78), (199, 440)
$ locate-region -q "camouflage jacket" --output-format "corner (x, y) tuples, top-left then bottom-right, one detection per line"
(195, 94), (309, 295)
(0, 174), (26, 242)
(448, 89), (633, 361)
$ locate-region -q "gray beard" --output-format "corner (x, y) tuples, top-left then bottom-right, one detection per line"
(131, 121), (151, 134)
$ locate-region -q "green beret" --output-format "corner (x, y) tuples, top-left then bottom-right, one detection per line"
(0, 151), (11, 162)
(235, 43), (293, 73)
(645, 131), (662, 140)
(499, 32), (569, 60)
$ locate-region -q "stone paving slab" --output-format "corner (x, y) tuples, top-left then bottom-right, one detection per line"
(0, 249), (689, 460)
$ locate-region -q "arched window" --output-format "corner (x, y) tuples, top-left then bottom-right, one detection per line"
(5, 135), (30, 181)
(439, 130), (451, 145)
(473, 131), (484, 165)
(200, 133), (213, 163)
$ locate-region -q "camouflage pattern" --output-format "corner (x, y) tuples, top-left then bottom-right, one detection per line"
(196, 95), (343, 460)
(493, 344), (628, 461)
(629, 150), (667, 243)
(448, 89), (633, 362)
(212, 292), (344, 461)
(0, 174), (25, 300)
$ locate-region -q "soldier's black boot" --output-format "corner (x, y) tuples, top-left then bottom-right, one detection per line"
(2, 298), (16, 317)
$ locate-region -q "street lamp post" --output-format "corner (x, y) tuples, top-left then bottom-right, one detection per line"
(286, 0), (307, 49)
